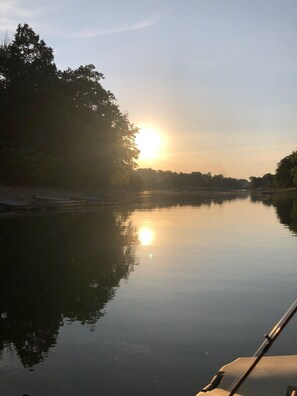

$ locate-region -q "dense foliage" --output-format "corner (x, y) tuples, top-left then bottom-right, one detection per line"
(250, 149), (297, 189)
(131, 168), (248, 190)
(275, 150), (297, 188)
(249, 173), (275, 189)
(0, 24), (139, 187)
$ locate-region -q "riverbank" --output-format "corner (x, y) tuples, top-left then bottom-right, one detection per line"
(1, 184), (296, 213)
(250, 187), (297, 196)
(0, 184), (141, 212)
(0, 185), (249, 212)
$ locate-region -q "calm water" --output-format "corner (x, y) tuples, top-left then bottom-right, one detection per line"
(0, 195), (296, 396)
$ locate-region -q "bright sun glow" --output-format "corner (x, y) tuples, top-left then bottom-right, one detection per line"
(138, 226), (155, 246)
(136, 127), (162, 160)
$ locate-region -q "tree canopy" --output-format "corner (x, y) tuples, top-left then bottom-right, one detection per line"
(131, 168), (248, 190)
(249, 149), (297, 189)
(275, 149), (297, 188)
(0, 24), (139, 187)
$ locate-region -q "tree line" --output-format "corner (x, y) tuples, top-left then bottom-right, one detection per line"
(250, 149), (297, 189)
(131, 168), (248, 190)
(0, 24), (139, 188)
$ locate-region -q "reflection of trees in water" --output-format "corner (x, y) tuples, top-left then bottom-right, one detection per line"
(138, 192), (248, 209)
(1, 195), (294, 368)
(0, 210), (137, 368)
(250, 195), (297, 236)
(275, 198), (297, 236)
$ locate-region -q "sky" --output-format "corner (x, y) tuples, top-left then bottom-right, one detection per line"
(1, 0), (296, 179)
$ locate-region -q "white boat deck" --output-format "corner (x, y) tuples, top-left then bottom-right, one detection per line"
(196, 355), (297, 396)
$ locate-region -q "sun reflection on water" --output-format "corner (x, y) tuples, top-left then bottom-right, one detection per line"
(138, 226), (155, 246)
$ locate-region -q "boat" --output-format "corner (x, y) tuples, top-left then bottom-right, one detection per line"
(196, 299), (297, 396)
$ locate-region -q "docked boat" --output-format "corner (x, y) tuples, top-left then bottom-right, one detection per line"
(196, 299), (297, 396)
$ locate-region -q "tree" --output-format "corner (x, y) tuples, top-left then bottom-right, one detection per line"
(135, 168), (248, 190)
(275, 149), (297, 188)
(0, 24), (56, 88)
(249, 173), (275, 189)
(290, 151), (297, 187)
(0, 24), (139, 187)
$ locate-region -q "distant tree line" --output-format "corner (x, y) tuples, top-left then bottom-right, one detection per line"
(130, 168), (248, 190)
(250, 149), (297, 189)
(0, 24), (139, 187)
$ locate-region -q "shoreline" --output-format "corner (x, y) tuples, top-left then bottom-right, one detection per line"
(250, 187), (297, 196)
(0, 184), (141, 213)
(0, 184), (296, 213)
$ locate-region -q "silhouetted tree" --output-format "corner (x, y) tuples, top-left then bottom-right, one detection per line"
(0, 24), (139, 187)
(289, 150), (297, 187)
(250, 149), (297, 190)
(275, 149), (297, 188)
(249, 173), (275, 189)
(134, 168), (247, 190)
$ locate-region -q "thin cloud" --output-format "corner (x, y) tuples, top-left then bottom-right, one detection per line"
(0, 0), (58, 31)
(0, 1), (158, 38)
(50, 18), (157, 39)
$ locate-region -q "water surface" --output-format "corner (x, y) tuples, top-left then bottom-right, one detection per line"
(0, 195), (296, 395)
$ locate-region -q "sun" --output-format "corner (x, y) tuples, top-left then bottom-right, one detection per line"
(136, 127), (162, 160)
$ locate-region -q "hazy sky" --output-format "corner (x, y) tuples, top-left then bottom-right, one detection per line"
(1, 0), (296, 178)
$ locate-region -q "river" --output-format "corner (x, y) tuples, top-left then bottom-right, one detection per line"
(0, 194), (296, 396)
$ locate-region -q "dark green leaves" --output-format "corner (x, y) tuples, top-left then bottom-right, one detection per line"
(0, 24), (138, 187)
